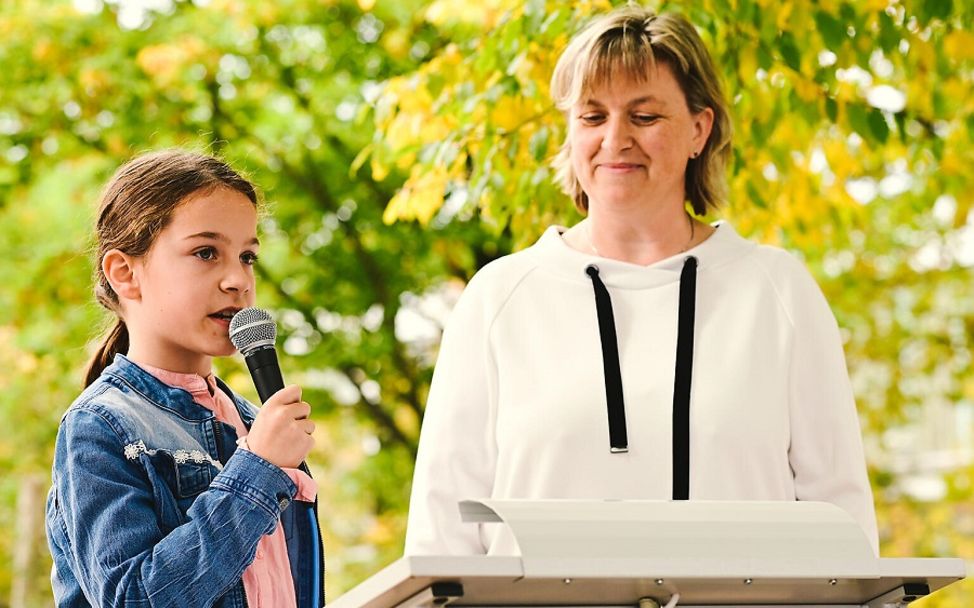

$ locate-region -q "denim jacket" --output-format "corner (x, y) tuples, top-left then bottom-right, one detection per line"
(45, 354), (325, 608)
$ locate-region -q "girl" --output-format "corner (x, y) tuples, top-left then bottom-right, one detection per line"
(45, 150), (325, 607)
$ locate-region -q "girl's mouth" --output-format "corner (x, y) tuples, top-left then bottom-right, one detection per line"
(209, 308), (240, 322)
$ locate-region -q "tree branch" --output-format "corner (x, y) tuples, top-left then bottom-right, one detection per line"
(254, 263), (419, 455)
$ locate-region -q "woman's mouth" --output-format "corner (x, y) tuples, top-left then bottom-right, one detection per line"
(599, 163), (642, 173)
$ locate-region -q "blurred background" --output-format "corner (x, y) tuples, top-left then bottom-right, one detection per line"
(0, 0), (972, 605)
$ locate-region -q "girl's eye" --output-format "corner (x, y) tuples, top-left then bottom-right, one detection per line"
(241, 252), (259, 266)
(194, 247), (217, 261)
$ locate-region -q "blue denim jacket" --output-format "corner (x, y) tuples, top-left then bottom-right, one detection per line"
(45, 354), (325, 608)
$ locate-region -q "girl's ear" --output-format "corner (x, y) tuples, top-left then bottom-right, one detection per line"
(102, 249), (141, 301)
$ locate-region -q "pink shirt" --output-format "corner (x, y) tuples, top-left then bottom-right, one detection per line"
(143, 364), (317, 608)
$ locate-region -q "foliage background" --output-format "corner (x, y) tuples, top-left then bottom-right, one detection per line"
(0, 0), (971, 606)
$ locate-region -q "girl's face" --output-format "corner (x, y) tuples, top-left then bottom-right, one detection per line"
(127, 187), (258, 374)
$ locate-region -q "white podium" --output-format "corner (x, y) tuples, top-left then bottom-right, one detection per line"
(329, 500), (966, 608)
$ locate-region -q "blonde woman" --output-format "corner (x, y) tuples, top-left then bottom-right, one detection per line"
(406, 6), (878, 555)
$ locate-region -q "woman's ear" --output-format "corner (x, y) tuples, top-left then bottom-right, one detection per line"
(692, 107), (715, 155)
(102, 249), (141, 301)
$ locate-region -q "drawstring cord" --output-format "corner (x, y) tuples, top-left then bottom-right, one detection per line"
(672, 256), (697, 500)
(586, 256), (698, 499)
(586, 264), (629, 453)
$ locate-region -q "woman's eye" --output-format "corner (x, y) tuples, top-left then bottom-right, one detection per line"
(633, 114), (659, 124)
(579, 113), (605, 124)
(241, 252), (259, 266)
(194, 247), (217, 261)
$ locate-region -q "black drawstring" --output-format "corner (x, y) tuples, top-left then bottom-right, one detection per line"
(672, 256), (697, 500)
(586, 265), (629, 453)
(586, 257), (698, 499)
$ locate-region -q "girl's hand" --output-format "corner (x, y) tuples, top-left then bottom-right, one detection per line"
(246, 385), (315, 468)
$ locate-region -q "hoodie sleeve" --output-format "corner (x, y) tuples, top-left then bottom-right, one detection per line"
(776, 252), (880, 554)
(405, 271), (501, 555)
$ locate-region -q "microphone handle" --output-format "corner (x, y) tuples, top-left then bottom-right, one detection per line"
(245, 346), (285, 404)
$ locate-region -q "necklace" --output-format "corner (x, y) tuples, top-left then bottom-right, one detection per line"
(588, 212), (696, 257)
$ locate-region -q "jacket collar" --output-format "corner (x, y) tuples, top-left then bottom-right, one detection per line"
(104, 354), (256, 425)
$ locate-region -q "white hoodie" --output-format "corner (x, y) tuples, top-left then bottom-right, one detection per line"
(405, 223), (879, 555)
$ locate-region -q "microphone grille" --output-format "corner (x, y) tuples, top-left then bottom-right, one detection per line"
(229, 307), (277, 354)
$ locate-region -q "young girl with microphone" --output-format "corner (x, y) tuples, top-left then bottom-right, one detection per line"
(45, 150), (324, 607)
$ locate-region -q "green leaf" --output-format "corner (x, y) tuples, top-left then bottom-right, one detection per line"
(847, 102), (871, 140)
(867, 108), (890, 144)
(825, 96), (838, 123)
(814, 10), (846, 50)
(878, 11), (899, 54)
(528, 126), (550, 162)
(778, 32), (802, 72)
(757, 42), (774, 70)
(920, 0), (953, 23)
(894, 111), (907, 143)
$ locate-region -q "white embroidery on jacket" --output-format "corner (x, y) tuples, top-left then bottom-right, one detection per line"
(123, 440), (223, 470)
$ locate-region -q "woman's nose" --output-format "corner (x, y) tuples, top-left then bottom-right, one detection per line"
(601, 116), (633, 152)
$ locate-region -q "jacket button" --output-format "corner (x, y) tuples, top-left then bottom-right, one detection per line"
(278, 498), (290, 511)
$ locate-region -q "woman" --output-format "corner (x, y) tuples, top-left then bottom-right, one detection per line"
(405, 6), (878, 555)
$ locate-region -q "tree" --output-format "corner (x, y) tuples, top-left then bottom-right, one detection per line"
(0, 0), (504, 601)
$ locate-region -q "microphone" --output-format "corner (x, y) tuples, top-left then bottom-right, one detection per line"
(229, 307), (284, 403)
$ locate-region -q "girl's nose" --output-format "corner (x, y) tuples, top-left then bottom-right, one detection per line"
(221, 265), (252, 294)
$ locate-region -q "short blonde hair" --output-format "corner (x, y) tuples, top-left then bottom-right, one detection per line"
(550, 6), (732, 215)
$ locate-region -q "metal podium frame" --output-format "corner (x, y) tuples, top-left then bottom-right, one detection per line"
(329, 500), (967, 608)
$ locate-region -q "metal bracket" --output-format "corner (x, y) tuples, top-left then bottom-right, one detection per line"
(393, 582), (464, 608)
(864, 583), (931, 607)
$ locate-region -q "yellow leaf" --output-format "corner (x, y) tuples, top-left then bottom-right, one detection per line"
(418, 115), (456, 146)
(945, 30), (974, 62)
(385, 114), (420, 152)
(775, 3), (794, 30)
(912, 38), (936, 73)
(738, 45), (758, 81)
(383, 166), (448, 225)
(382, 28), (410, 60)
(33, 38), (54, 61)
(394, 150), (417, 171)
(490, 96), (528, 131)
(79, 68), (110, 96)
(792, 75), (820, 103)
(396, 80), (433, 114)
(370, 158), (389, 183)
(424, 0), (519, 28)
(940, 150), (966, 177)
(136, 39), (204, 87)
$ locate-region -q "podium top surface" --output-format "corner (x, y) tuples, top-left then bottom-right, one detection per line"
(331, 501), (966, 607)
(458, 499), (880, 576)
(328, 555), (966, 608)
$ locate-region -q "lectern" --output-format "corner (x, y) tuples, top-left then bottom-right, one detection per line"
(329, 500), (966, 608)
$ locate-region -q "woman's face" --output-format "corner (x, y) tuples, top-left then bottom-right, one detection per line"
(569, 61), (713, 214)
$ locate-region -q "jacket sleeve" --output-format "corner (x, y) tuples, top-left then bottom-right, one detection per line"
(781, 254), (880, 554)
(51, 406), (297, 607)
(405, 273), (499, 555)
